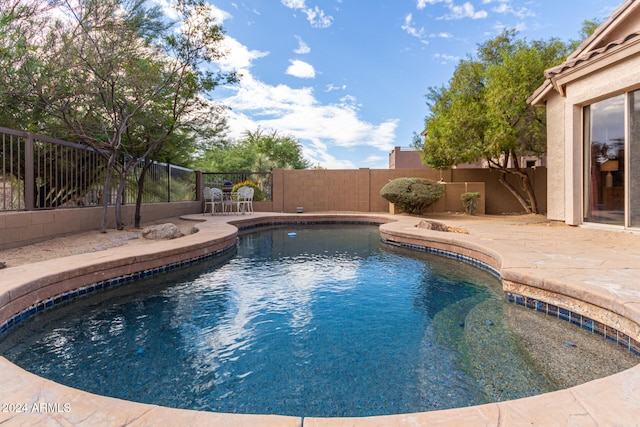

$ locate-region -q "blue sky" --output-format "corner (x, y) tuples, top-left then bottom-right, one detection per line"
(195, 0), (622, 169)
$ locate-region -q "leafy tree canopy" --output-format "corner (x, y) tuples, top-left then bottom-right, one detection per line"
(421, 29), (572, 213)
(193, 128), (310, 172)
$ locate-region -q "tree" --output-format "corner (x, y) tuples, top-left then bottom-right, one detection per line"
(422, 59), (486, 170)
(421, 30), (571, 213)
(0, 0), (55, 131)
(10, 0), (236, 231)
(194, 128), (310, 172)
(579, 19), (603, 41)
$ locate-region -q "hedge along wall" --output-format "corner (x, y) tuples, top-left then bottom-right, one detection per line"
(268, 167), (546, 215)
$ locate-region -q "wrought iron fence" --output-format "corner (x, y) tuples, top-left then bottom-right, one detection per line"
(202, 172), (273, 201)
(0, 127), (197, 211)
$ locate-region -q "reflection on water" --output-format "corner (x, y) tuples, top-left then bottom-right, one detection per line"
(0, 226), (569, 417)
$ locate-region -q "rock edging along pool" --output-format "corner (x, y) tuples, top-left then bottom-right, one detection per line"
(0, 213), (639, 426)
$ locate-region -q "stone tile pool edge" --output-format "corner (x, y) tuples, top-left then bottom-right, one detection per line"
(0, 212), (638, 426)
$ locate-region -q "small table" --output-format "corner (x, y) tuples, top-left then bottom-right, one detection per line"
(222, 191), (236, 214)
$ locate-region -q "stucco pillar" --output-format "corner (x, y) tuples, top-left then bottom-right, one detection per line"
(271, 168), (284, 212)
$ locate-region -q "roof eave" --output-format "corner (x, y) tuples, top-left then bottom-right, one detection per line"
(527, 80), (554, 106)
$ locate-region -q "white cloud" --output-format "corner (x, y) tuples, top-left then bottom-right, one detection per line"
(416, 0), (488, 20)
(487, 0), (535, 19)
(294, 35), (311, 54)
(433, 52), (461, 63)
(430, 32), (453, 39)
(325, 83), (347, 92)
(445, 2), (488, 20)
(212, 35), (397, 168)
(364, 154), (386, 165)
(154, 0), (233, 24)
(492, 20), (528, 33)
(303, 6), (333, 28)
(216, 37), (269, 73)
(417, 0), (439, 9)
(401, 13), (429, 45)
(281, 0), (305, 8)
(220, 73), (397, 167)
(281, 0), (333, 28)
(286, 59), (316, 78)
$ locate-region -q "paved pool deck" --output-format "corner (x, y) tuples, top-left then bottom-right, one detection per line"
(1, 212), (639, 426)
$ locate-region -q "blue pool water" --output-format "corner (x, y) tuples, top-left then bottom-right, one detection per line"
(0, 226), (557, 417)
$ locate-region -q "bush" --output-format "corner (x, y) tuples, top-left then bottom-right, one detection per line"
(380, 178), (445, 215)
(232, 179), (265, 201)
(461, 192), (481, 215)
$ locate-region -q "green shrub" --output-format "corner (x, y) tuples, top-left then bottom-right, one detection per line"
(232, 179), (265, 201)
(380, 178), (445, 215)
(461, 192), (481, 215)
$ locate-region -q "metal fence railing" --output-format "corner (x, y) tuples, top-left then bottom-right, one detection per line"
(0, 127), (197, 211)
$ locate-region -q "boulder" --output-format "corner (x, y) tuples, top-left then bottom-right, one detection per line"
(141, 223), (184, 240)
(416, 219), (449, 232)
(416, 219), (469, 234)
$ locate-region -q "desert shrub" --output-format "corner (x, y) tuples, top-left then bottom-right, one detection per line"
(380, 177), (445, 215)
(461, 192), (481, 215)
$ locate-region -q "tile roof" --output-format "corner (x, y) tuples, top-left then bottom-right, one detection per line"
(545, 31), (640, 78)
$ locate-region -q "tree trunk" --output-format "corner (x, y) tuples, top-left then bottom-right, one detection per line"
(99, 153), (119, 233)
(497, 170), (538, 214)
(100, 171), (111, 233)
(519, 170), (539, 214)
(134, 159), (154, 228)
(114, 172), (127, 230)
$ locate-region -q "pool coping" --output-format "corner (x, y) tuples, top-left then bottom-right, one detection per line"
(1, 212), (639, 426)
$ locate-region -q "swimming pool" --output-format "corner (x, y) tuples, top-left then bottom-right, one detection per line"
(0, 225), (624, 417)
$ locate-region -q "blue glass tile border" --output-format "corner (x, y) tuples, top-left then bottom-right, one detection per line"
(381, 236), (640, 358)
(380, 237), (501, 278)
(0, 243), (237, 335)
(507, 292), (640, 356)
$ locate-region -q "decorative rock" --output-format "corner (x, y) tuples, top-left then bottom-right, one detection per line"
(141, 223), (184, 240)
(416, 220), (469, 234)
(416, 220), (449, 232)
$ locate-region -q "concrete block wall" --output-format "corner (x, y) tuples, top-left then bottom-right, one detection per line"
(0, 168), (545, 249)
(0, 202), (200, 250)
(271, 167), (543, 215)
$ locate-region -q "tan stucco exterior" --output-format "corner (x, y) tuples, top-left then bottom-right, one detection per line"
(530, 0), (640, 226)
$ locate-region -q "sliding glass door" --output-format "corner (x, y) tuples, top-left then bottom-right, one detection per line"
(584, 95), (625, 225)
(584, 89), (640, 228)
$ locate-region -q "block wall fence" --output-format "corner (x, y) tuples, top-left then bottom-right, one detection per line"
(262, 167), (546, 215)
(0, 167), (545, 250)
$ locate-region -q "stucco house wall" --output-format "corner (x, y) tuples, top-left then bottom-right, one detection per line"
(529, 0), (640, 226)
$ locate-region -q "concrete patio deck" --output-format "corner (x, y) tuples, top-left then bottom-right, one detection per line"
(0, 212), (639, 426)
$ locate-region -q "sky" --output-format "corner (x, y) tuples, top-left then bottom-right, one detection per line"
(189, 0), (623, 169)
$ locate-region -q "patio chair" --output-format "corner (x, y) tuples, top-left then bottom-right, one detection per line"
(203, 187), (225, 215)
(235, 186), (254, 214)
